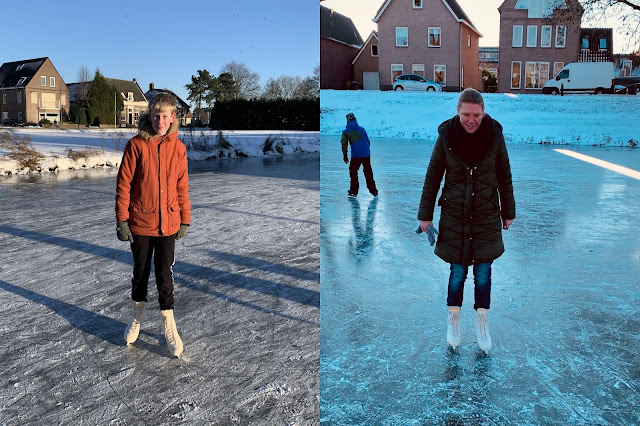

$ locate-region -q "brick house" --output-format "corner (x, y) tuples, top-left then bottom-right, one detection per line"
(578, 28), (613, 63)
(352, 31), (380, 90)
(0, 57), (69, 125)
(145, 83), (192, 126)
(372, 0), (482, 91)
(497, 0), (583, 93)
(68, 77), (147, 127)
(320, 5), (363, 90)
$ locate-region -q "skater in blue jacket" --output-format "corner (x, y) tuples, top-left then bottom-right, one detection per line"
(341, 113), (378, 198)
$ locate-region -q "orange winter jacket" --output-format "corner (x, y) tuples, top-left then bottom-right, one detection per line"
(115, 114), (191, 237)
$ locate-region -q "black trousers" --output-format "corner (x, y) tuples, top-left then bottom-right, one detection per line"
(349, 156), (378, 196)
(130, 234), (176, 310)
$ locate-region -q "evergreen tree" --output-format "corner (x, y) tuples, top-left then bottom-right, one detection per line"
(86, 69), (123, 126)
(186, 70), (214, 123)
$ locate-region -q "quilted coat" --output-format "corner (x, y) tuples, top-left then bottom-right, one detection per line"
(115, 114), (191, 237)
(418, 114), (515, 266)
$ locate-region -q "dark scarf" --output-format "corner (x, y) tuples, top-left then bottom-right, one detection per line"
(448, 115), (494, 166)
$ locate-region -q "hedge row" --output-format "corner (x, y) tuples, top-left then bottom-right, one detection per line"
(209, 98), (319, 131)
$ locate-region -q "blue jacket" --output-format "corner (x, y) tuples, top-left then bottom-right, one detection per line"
(341, 120), (371, 158)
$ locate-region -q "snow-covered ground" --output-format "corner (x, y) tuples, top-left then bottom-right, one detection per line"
(321, 90), (640, 147)
(320, 136), (640, 424)
(0, 154), (319, 424)
(0, 127), (320, 176)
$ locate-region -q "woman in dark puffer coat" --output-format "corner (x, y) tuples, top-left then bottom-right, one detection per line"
(418, 88), (515, 354)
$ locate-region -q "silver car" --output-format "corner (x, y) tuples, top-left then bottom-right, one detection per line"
(393, 74), (442, 92)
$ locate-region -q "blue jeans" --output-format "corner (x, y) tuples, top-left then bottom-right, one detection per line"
(447, 261), (493, 310)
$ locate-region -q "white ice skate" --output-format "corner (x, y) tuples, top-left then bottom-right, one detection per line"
(124, 301), (146, 345)
(161, 309), (183, 358)
(475, 308), (492, 354)
(447, 307), (461, 349)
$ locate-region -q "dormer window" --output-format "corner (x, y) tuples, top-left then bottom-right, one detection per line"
(127, 92), (134, 101)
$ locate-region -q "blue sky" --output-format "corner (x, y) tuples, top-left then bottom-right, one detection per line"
(1, 0), (319, 106)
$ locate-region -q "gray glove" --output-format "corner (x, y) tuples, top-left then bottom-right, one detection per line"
(116, 221), (134, 242)
(176, 223), (190, 240)
(415, 224), (439, 246)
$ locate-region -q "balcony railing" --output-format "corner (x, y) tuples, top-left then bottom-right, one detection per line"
(577, 50), (613, 62)
(38, 100), (60, 109)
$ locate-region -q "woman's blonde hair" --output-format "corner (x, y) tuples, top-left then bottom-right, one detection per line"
(457, 88), (484, 109)
(149, 93), (177, 115)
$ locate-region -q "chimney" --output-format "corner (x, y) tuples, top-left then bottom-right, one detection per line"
(150, 82), (155, 91)
(133, 78), (137, 82)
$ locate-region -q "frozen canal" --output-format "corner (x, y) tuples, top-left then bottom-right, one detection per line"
(320, 136), (640, 425)
(0, 153), (319, 424)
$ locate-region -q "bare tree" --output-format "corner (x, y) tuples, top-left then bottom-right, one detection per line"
(220, 61), (261, 99)
(76, 65), (91, 102)
(262, 76), (304, 100)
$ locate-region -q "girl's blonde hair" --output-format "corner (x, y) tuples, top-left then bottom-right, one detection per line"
(149, 93), (177, 115)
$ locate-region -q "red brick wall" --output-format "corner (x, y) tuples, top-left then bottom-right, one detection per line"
(353, 34), (380, 89)
(321, 38), (359, 90)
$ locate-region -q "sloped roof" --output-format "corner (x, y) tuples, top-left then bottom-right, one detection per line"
(321, 5), (364, 47)
(373, 0), (482, 37)
(0, 57), (47, 89)
(352, 31), (379, 65)
(67, 78), (147, 103)
(145, 88), (190, 111)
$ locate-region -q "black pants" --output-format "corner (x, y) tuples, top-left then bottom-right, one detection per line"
(130, 234), (176, 310)
(349, 157), (378, 196)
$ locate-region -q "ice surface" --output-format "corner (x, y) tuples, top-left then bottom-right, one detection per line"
(320, 136), (640, 424)
(0, 153), (319, 424)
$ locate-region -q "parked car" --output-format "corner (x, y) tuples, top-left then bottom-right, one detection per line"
(2, 118), (19, 127)
(393, 74), (442, 92)
(614, 83), (639, 95)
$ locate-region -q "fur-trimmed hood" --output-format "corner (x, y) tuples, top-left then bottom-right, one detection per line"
(137, 113), (181, 141)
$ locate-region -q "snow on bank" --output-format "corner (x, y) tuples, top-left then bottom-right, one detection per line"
(320, 90), (640, 146)
(0, 128), (319, 176)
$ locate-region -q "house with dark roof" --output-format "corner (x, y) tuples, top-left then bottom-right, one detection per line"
(373, 0), (483, 91)
(145, 83), (192, 126)
(0, 57), (69, 125)
(321, 5), (364, 90)
(68, 77), (147, 127)
(352, 31), (380, 90)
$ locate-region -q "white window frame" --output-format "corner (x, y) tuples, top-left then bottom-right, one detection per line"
(525, 61), (550, 89)
(412, 64), (425, 76)
(511, 61), (522, 89)
(413, 0), (423, 9)
(17, 77), (27, 86)
(555, 25), (566, 48)
(371, 44), (378, 57)
(512, 25), (523, 48)
(428, 27), (441, 47)
(553, 62), (564, 78)
(396, 27), (408, 47)
(391, 64), (404, 82)
(41, 76), (46, 86)
(541, 25), (552, 48)
(527, 25), (538, 47)
(127, 92), (134, 101)
(434, 64), (446, 86)
(50, 77), (55, 88)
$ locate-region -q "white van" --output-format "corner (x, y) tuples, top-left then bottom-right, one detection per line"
(542, 62), (614, 95)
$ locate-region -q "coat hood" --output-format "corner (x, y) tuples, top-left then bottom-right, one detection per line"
(137, 113), (181, 141)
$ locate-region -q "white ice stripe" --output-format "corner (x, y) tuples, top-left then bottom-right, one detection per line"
(554, 149), (640, 181)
